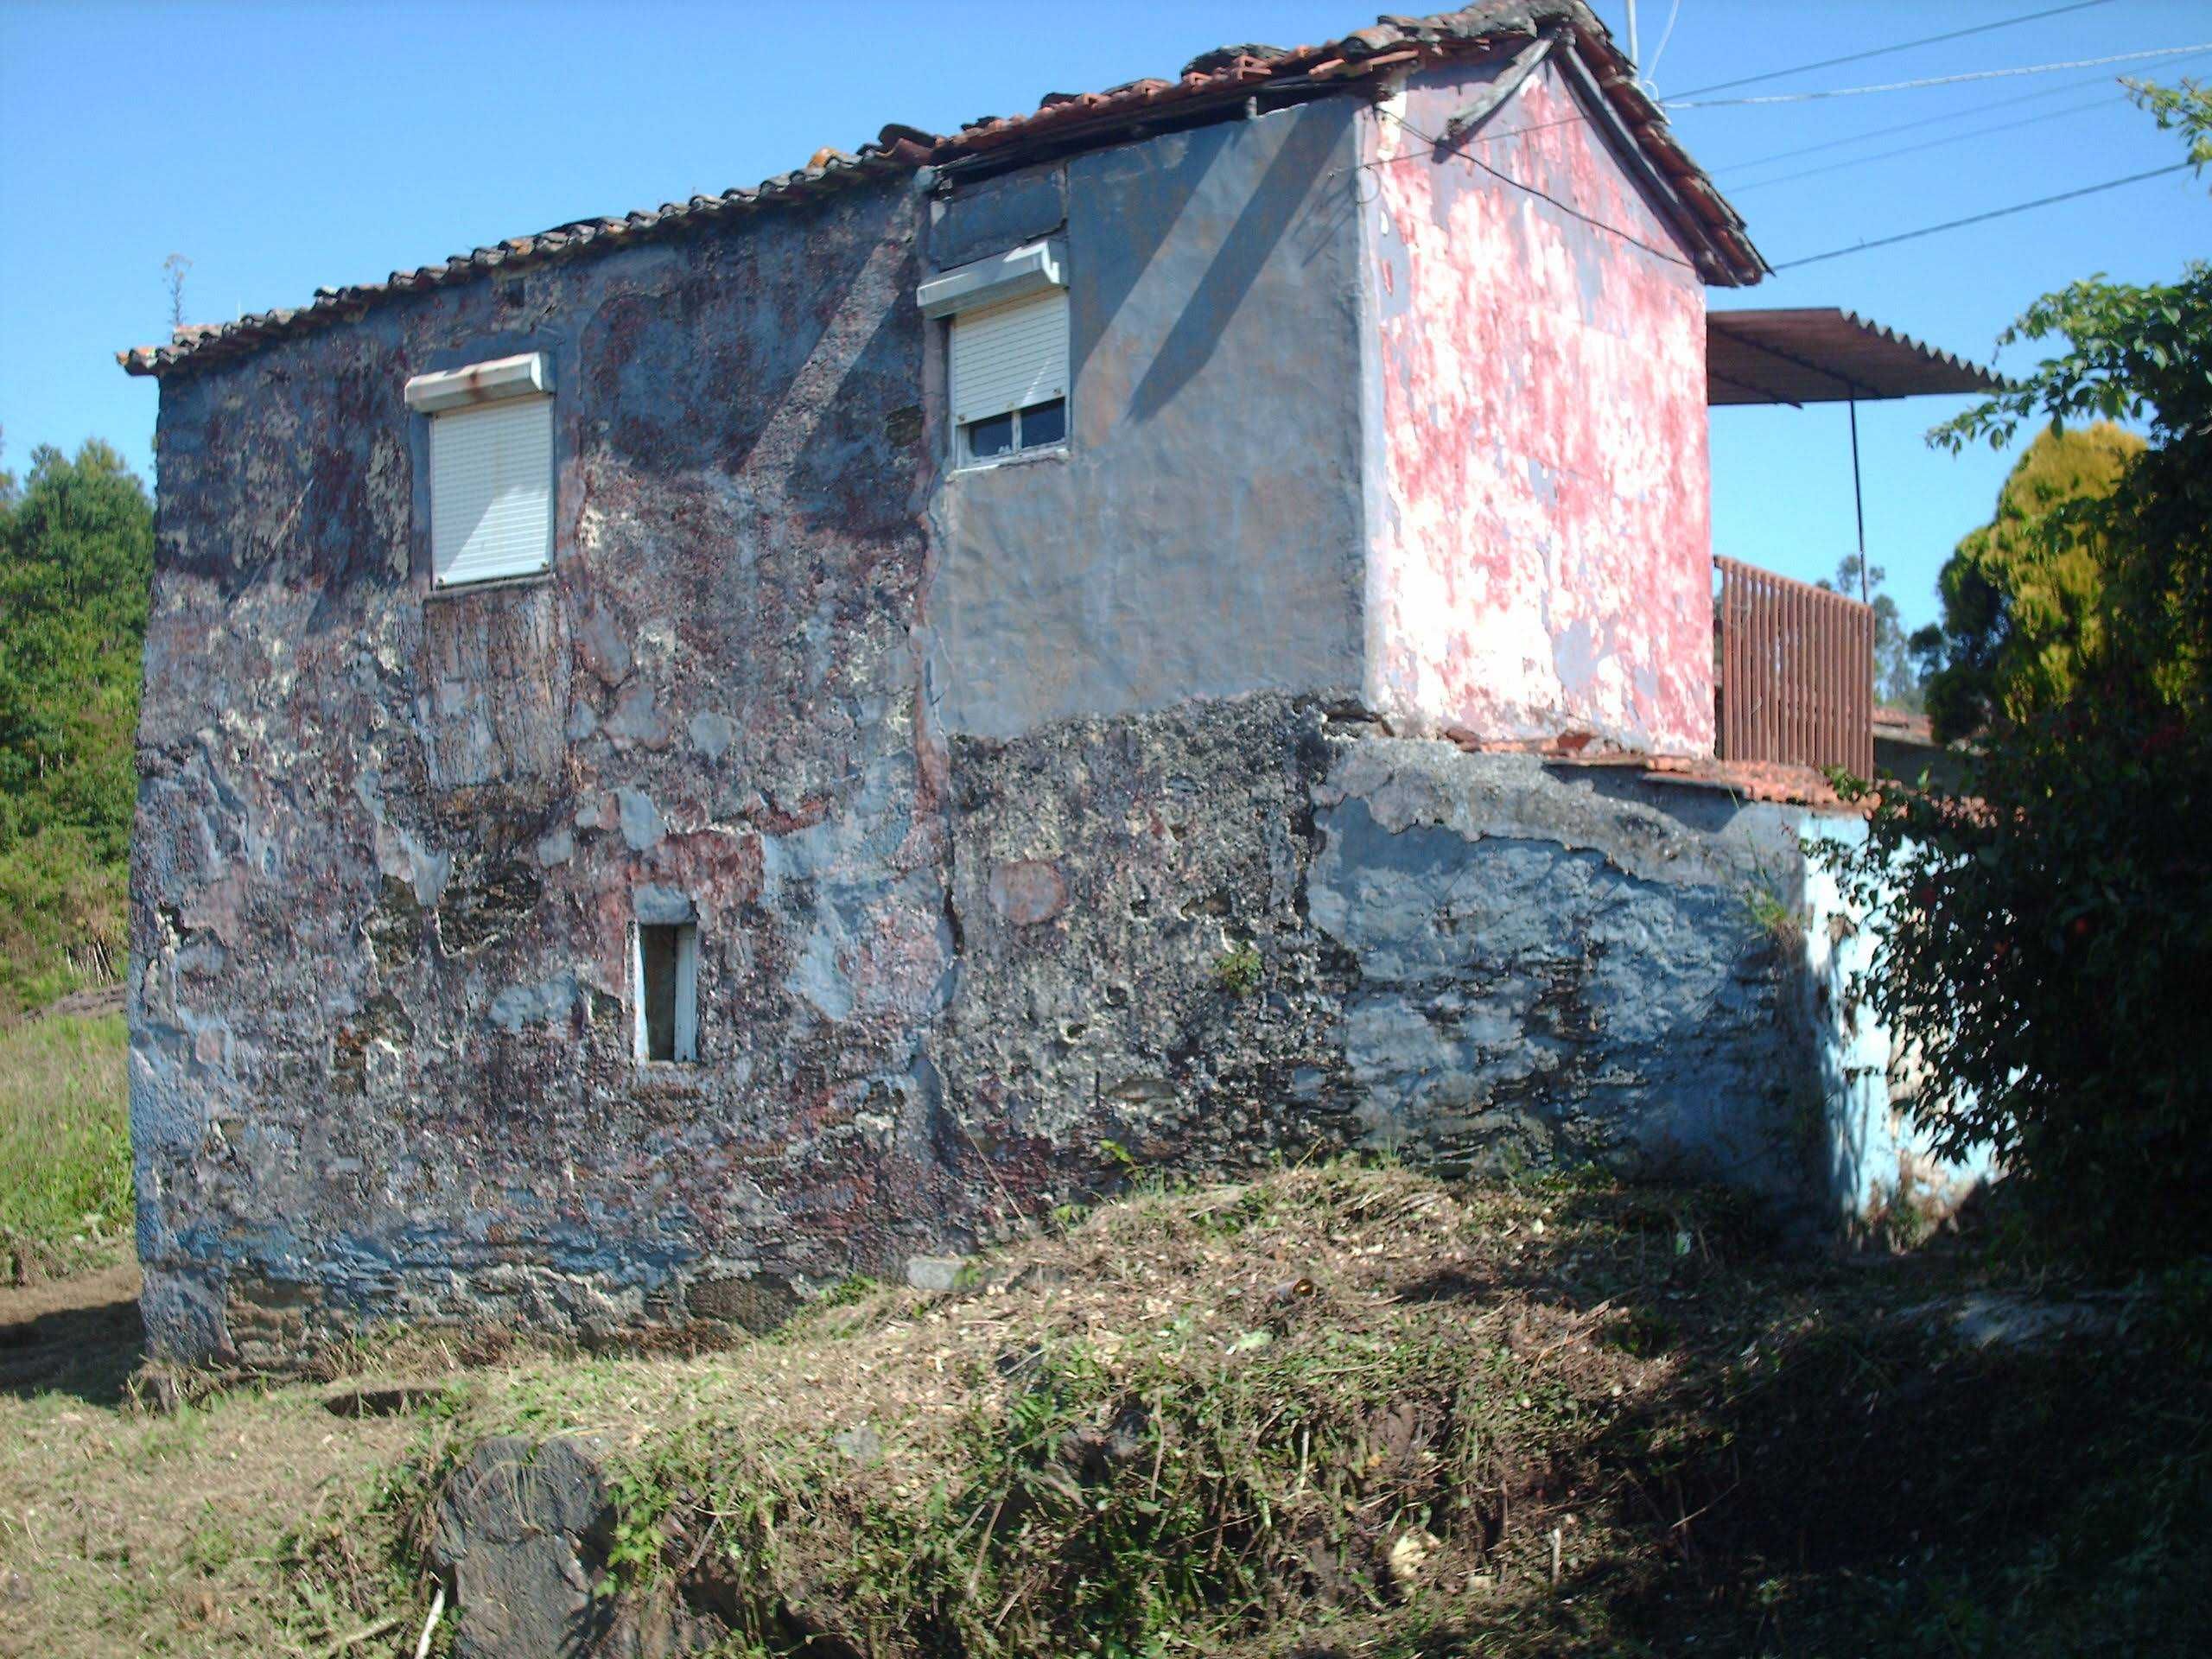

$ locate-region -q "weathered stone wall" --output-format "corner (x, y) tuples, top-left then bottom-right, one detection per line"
(133, 96), (1806, 1369)
(131, 176), (969, 1365)
(936, 721), (1821, 1225)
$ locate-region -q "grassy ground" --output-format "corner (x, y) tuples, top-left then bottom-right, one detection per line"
(0, 1165), (2205, 1658)
(0, 1011), (130, 1280)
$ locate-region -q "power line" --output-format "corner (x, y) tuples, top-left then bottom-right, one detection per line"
(1668, 42), (2212, 108)
(1376, 109), (1693, 269)
(1666, 0), (2116, 99)
(1725, 90), (2127, 194)
(1644, 0), (1686, 85)
(1771, 162), (2193, 270)
(1711, 55), (2209, 175)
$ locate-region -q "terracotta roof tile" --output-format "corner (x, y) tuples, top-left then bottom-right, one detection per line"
(119, 3), (1759, 379)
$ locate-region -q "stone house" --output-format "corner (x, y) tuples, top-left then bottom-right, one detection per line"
(119, 3), (1953, 1365)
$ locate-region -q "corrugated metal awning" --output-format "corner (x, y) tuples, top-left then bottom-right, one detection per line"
(1707, 308), (2003, 408)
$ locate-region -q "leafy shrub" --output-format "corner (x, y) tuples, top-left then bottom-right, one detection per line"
(1825, 85), (2212, 1268)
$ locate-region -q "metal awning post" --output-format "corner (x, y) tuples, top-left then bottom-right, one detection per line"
(1847, 389), (1868, 605)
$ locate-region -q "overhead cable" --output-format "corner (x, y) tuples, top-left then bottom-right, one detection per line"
(1669, 42), (2212, 108)
(1666, 0), (2116, 99)
(1771, 162), (2192, 270)
(1710, 54), (2212, 174)
(1373, 109), (1692, 268)
(1725, 91), (2126, 194)
(1644, 0), (1686, 85)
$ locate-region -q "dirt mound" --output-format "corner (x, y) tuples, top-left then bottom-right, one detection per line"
(4, 1168), (2207, 1658)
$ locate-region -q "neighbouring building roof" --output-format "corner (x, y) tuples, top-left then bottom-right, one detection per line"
(1872, 706), (1940, 747)
(119, 3), (1763, 380)
(1707, 308), (2005, 407)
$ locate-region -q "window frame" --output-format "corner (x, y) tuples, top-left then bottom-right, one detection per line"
(957, 395), (1068, 467)
(404, 351), (557, 591)
(632, 919), (699, 1065)
(918, 240), (1071, 474)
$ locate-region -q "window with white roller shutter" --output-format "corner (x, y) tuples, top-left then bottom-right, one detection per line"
(404, 351), (556, 588)
(918, 240), (1070, 467)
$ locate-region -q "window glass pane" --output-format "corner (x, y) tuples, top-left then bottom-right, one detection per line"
(1018, 398), (1066, 450)
(639, 925), (679, 1062)
(965, 414), (1015, 460)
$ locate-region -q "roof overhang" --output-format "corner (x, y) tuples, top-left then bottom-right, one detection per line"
(1707, 308), (2003, 408)
(123, 3), (1763, 380)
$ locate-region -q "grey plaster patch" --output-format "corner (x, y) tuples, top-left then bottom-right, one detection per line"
(932, 164), (1068, 267)
(929, 102), (1368, 739)
(616, 788), (665, 851)
(688, 710), (734, 760)
(633, 884), (695, 925)
(489, 975), (579, 1032)
(606, 681), (671, 748)
(575, 606), (632, 685)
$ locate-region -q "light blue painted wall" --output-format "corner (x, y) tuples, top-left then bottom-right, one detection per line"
(1801, 815), (1997, 1224)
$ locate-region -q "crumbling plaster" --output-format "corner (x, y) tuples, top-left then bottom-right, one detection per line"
(1361, 55), (1714, 752)
(133, 180), (965, 1363)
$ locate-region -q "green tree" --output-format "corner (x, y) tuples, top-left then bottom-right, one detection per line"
(1826, 80), (2212, 1268)
(0, 440), (154, 1012)
(1910, 423), (2145, 741)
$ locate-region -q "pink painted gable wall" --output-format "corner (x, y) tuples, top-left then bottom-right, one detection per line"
(1361, 56), (1714, 755)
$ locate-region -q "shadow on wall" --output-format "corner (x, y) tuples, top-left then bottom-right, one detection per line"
(1117, 104), (1357, 425)
(583, 184), (920, 541)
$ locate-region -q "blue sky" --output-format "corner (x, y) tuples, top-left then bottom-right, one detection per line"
(2, 0), (2206, 632)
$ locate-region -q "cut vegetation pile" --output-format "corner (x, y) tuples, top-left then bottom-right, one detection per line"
(1, 1164), (2206, 1658)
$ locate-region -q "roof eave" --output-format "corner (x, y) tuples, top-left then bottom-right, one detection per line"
(119, 5), (1765, 379)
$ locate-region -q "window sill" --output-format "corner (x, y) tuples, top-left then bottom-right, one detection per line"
(427, 568), (556, 601)
(950, 443), (1070, 478)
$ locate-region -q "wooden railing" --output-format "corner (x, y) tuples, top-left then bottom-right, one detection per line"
(1714, 556), (1874, 777)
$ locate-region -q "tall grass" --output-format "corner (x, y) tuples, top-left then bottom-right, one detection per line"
(0, 1012), (130, 1263)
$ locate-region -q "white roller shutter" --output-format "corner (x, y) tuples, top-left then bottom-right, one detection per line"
(950, 288), (1069, 427)
(429, 396), (554, 587)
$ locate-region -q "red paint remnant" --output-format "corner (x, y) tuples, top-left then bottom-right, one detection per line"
(987, 860), (1069, 927)
(1366, 60), (1714, 757)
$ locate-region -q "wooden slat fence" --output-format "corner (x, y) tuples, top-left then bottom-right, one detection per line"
(1714, 556), (1875, 777)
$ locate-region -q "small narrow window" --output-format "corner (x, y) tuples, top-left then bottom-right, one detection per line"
(634, 922), (698, 1064)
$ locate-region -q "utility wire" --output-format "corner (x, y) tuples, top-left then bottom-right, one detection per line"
(1375, 109), (1692, 268)
(1644, 0), (1685, 85)
(1669, 42), (2212, 108)
(1725, 90), (2127, 194)
(1666, 0), (2116, 99)
(1710, 54), (2211, 174)
(1771, 162), (2192, 269)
